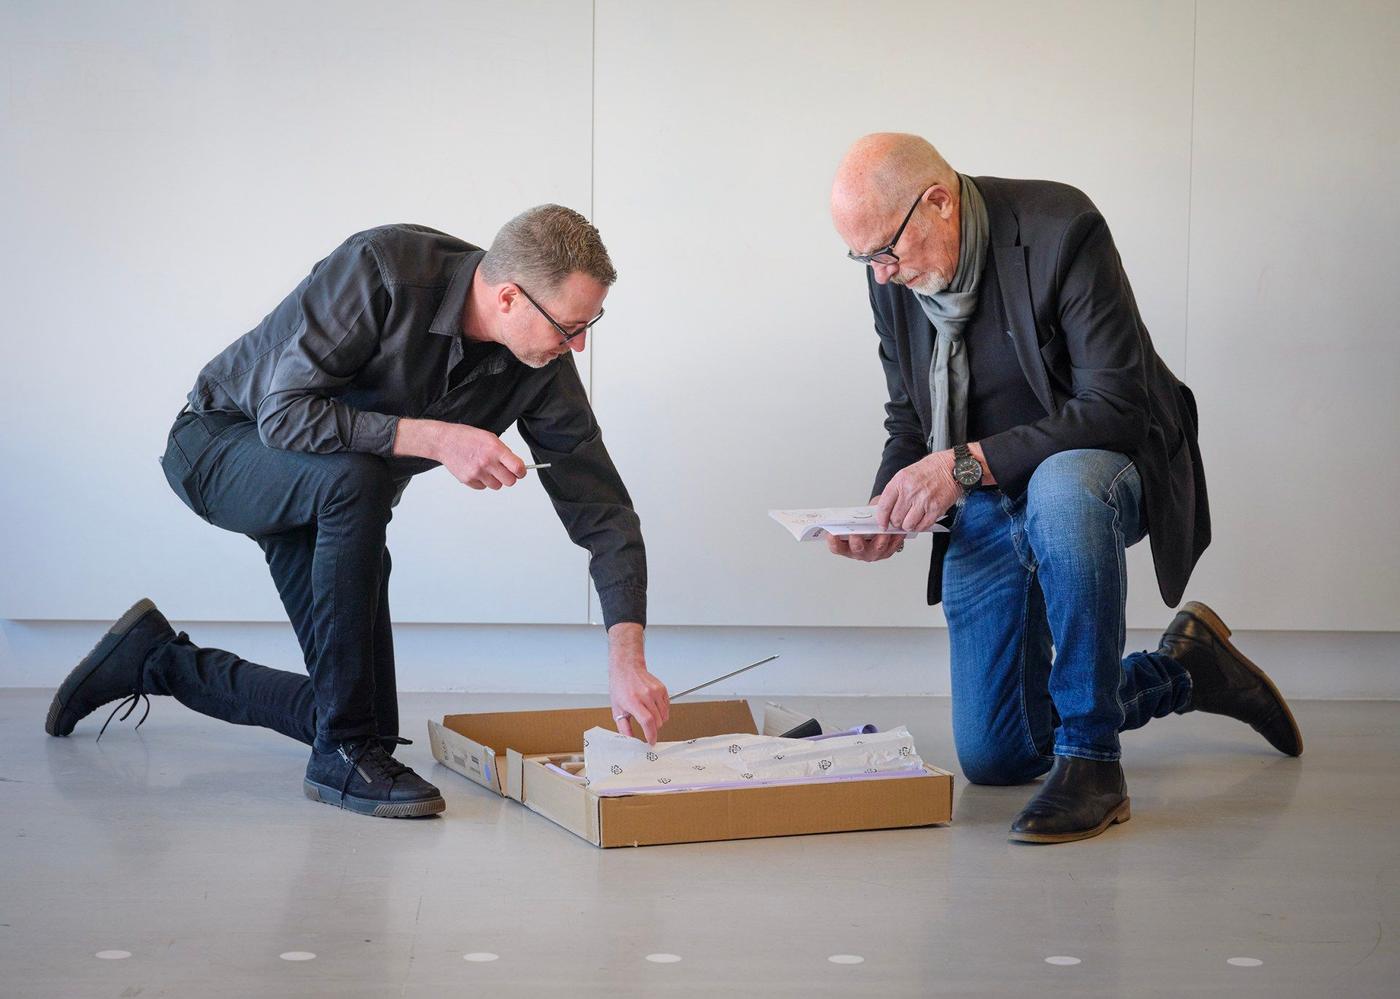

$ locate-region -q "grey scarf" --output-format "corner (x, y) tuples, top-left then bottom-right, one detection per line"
(914, 174), (989, 453)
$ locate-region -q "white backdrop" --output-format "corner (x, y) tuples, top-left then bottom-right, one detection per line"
(2, 1), (1397, 638)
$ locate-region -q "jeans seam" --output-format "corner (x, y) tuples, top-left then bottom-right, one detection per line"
(1053, 745), (1121, 762)
(1107, 482), (1129, 749)
(1121, 676), (1175, 706)
(1002, 492), (1036, 572)
(1012, 521), (1053, 766)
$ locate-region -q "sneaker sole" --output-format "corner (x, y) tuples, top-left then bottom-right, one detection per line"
(45, 597), (158, 737)
(1008, 798), (1132, 844)
(303, 779), (446, 818)
(1182, 600), (1304, 757)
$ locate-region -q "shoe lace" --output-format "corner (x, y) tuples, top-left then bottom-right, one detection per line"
(336, 737), (414, 802)
(94, 628), (181, 743)
(96, 694), (151, 743)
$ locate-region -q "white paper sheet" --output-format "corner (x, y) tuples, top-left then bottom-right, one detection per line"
(768, 506), (947, 542)
(581, 725), (925, 795)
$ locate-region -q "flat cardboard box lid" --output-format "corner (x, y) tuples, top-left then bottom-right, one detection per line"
(439, 698), (758, 756)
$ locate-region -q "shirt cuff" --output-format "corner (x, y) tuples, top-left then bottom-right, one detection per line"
(976, 431), (1028, 497)
(598, 585), (647, 631)
(350, 411), (401, 457)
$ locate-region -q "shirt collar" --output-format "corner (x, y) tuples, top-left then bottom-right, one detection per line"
(429, 249), (486, 338)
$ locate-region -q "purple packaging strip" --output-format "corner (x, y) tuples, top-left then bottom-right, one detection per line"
(590, 763), (929, 797)
(802, 724), (879, 742)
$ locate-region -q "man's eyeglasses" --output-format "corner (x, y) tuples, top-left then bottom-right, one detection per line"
(516, 284), (605, 344)
(846, 189), (927, 266)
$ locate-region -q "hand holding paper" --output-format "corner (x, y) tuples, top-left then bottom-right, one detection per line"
(874, 451), (961, 532)
(768, 505), (947, 542)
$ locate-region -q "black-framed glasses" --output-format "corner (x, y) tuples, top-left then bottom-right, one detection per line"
(846, 189), (926, 266)
(515, 284), (605, 344)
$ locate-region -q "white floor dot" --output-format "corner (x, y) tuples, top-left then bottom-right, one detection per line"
(463, 952), (500, 963)
(645, 953), (682, 964)
(1227, 957), (1263, 967)
(279, 951), (316, 962)
(828, 954), (865, 965)
(94, 950), (131, 960)
(1045, 956), (1082, 966)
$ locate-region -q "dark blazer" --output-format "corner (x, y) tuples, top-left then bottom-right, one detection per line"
(868, 176), (1209, 607)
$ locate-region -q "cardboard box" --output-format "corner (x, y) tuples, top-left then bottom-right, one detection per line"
(428, 700), (953, 848)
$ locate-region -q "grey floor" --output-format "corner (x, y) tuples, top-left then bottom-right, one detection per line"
(1, 689), (1396, 998)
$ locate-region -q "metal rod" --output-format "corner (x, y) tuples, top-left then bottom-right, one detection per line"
(672, 655), (780, 699)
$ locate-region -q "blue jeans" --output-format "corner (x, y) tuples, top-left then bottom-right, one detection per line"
(152, 409), (399, 753)
(942, 449), (1192, 784)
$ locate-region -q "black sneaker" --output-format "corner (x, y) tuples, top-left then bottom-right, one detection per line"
(46, 598), (174, 738)
(304, 738), (446, 818)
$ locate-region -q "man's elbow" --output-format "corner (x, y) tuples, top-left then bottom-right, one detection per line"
(255, 404), (297, 451)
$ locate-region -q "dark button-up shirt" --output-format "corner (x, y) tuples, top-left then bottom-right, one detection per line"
(188, 224), (646, 627)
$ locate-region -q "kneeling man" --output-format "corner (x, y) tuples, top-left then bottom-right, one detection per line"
(47, 207), (670, 817)
(827, 133), (1300, 843)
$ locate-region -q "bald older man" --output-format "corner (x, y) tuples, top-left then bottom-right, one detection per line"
(827, 133), (1301, 843)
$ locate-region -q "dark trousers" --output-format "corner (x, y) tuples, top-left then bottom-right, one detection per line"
(153, 409), (399, 753)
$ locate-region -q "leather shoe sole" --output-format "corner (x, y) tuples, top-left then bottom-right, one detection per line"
(1008, 798), (1131, 844)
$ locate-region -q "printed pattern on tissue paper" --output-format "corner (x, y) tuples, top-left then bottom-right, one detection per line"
(582, 725), (924, 795)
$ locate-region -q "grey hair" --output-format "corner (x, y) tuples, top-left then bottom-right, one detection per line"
(479, 204), (617, 292)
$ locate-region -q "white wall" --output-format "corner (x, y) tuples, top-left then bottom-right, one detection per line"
(0, 0), (594, 624)
(3, 2), (1398, 693)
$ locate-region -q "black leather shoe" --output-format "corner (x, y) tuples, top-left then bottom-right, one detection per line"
(1159, 601), (1303, 757)
(304, 739), (446, 818)
(46, 598), (173, 738)
(1008, 756), (1130, 844)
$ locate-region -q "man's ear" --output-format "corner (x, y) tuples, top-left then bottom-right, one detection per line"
(495, 282), (519, 315)
(926, 183), (955, 220)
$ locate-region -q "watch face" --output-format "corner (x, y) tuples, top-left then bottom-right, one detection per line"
(954, 458), (982, 486)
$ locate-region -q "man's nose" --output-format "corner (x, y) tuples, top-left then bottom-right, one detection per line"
(871, 262), (896, 285)
(568, 330), (587, 352)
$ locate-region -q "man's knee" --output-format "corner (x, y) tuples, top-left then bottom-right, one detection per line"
(1024, 449), (1133, 535)
(957, 736), (1052, 786)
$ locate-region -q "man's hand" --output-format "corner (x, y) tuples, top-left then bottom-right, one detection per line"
(607, 622), (669, 745)
(874, 450), (962, 532)
(826, 530), (907, 562)
(394, 418), (526, 490)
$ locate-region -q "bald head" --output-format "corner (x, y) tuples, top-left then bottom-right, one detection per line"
(831, 133), (963, 296)
(831, 133), (958, 227)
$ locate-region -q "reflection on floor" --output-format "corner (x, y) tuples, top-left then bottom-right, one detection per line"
(1, 690), (1395, 997)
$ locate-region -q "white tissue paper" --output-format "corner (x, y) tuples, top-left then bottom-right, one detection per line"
(581, 725), (925, 795)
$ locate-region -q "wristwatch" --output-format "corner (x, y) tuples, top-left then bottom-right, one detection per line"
(952, 443), (984, 492)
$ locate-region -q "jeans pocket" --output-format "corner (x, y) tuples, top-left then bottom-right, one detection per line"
(163, 416), (215, 521)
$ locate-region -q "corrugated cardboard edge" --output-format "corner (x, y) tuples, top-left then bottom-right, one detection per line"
(427, 720), (502, 795)
(505, 748), (525, 803)
(596, 764), (954, 848)
(520, 756), (602, 845)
